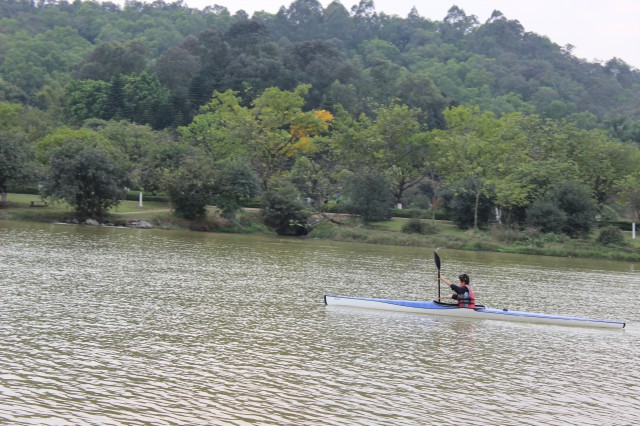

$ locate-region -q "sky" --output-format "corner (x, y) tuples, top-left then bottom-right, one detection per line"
(152, 0), (640, 69)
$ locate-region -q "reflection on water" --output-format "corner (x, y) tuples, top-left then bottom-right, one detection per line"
(1, 221), (638, 425)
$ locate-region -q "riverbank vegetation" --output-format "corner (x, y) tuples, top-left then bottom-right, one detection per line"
(2, 193), (639, 262)
(1, 1), (640, 261)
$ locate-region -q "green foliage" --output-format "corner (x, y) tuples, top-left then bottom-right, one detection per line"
(597, 205), (620, 221)
(598, 221), (635, 232)
(123, 192), (168, 203)
(122, 72), (173, 129)
(492, 226), (567, 246)
(401, 218), (438, 235)
(162, 155), (218, 220)
(0, 129), (31, 201)
(74, 39), (149, 81)
(178, 90), (253, 160)
(261, 179), (310, 236)
(163, 155), (259, 220)
(442, 179), (494, 230)
(343, 169), (394, 223)
(0, 104), (33, 199)
(2, 0), (638, 133)
(2, 1), (640, 233)
(64, 80), (110, 125)
(392, 208), (449, 220)
(526, 200), (566, 234)
(36, 127), (113, 163)
(597, 225), (627, 246)
(40, 141), (128, 218)
(408, 194), (431, 210)
(213, 158), (260, 219)
(136, 137), (195, 194)
(549, 182), (598, 237)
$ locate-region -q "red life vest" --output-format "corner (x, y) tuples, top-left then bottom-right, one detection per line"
(458, 284), (475, 308)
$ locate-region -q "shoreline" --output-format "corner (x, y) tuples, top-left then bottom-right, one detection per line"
(1, 196), (639, 263)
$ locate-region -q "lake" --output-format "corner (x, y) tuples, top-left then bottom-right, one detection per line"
(1, 220), (638, 425)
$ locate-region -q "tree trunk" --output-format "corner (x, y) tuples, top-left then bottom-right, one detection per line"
(473, 189), (480, 229)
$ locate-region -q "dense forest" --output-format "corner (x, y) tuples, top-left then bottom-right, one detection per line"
(1, 0), (640, 235)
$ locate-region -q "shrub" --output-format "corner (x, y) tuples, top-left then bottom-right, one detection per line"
(441, 179), (494, 229)
(343, 169), (394, 223)
(597, 205), (620, 221)
(598, 220), (634, 231)
(549, 182), (597, 237)
(401, 218), (438, 235)
(261, 180), (311, 236)
(526, 200), (566, 233)
(408, 194), (431, 210)
(392, 208), (449, 220)
(597, 225), (627, 246)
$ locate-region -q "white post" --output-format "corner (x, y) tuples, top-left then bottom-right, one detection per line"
(139, 191), (143, 207)
(633, 222), (636, 240)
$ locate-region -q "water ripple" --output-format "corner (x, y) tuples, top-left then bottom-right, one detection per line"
(1, 222), (639, 425)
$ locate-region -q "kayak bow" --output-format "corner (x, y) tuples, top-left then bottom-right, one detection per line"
(324, 295), (625, 329)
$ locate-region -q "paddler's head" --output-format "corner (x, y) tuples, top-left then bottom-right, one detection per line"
(458, 274), (470, 285)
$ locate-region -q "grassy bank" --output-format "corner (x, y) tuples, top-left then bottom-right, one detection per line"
(2, 193), (639, 262)
(310, 216), (640, 262)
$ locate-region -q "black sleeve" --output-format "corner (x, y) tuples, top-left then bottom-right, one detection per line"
(449, 284), (468, 296)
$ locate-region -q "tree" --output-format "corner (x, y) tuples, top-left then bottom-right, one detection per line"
(41, 141), (129, 217)
(250, 85), (333, 190)
(121, 72), (173, 129)
(343, 168), (394, 223)
(429, 106), (498, 229)
(525, 199), (566, 233)
(395, 73), (448, 130)
(0, 104), (53, 202)
(138, 137), (195, 195)
(213, 158), (260, 219)
(0, 130), (31, 206)
(103, 74), (126, 121)
(181, 86), (332, 191)
(163, 154), (220, 220)
(548, 182), (598, 238)
(153, 44), (200, 99)
(261, 179), (310, 235)
(443, 178), (495, 229)
(484, 113), (576, 225)
(0, 26), (92, 102)
(63, 79), (110, 125)
(615, 171), (640, 221)
(178, 90), (254, 160)
(369, 104), (431, 208)
(74, 39), (149, 81)
(94, 120), (158, 164)
(566, 127), (638, 205)
(36, 127), (112, 163)
(163, 155), (259, 220)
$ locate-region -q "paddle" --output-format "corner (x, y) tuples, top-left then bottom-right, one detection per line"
(434, 251), (441, 301)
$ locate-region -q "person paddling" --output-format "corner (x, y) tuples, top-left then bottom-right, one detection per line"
(439, 273), (475, 308)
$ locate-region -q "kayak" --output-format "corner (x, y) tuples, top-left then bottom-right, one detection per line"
(324, 295), (626, 329)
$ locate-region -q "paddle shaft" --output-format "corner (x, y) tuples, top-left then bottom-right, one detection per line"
(434, 252), (441, 300)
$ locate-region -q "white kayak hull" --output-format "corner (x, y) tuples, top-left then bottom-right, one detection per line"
(324, 295), (625, 329)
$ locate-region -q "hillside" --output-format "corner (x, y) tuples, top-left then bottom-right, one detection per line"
(0, 0), (638, 141)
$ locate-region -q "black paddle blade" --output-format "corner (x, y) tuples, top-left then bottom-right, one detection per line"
(434, 251), (441, 271)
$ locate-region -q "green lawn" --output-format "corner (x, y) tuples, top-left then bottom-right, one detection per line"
(110, 200), (170, 213)
(1, 193), (171, 222)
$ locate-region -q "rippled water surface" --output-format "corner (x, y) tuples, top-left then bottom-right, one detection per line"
(1, 221), (639, 425)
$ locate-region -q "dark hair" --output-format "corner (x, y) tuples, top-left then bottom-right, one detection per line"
(459, 274), (470, 285)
